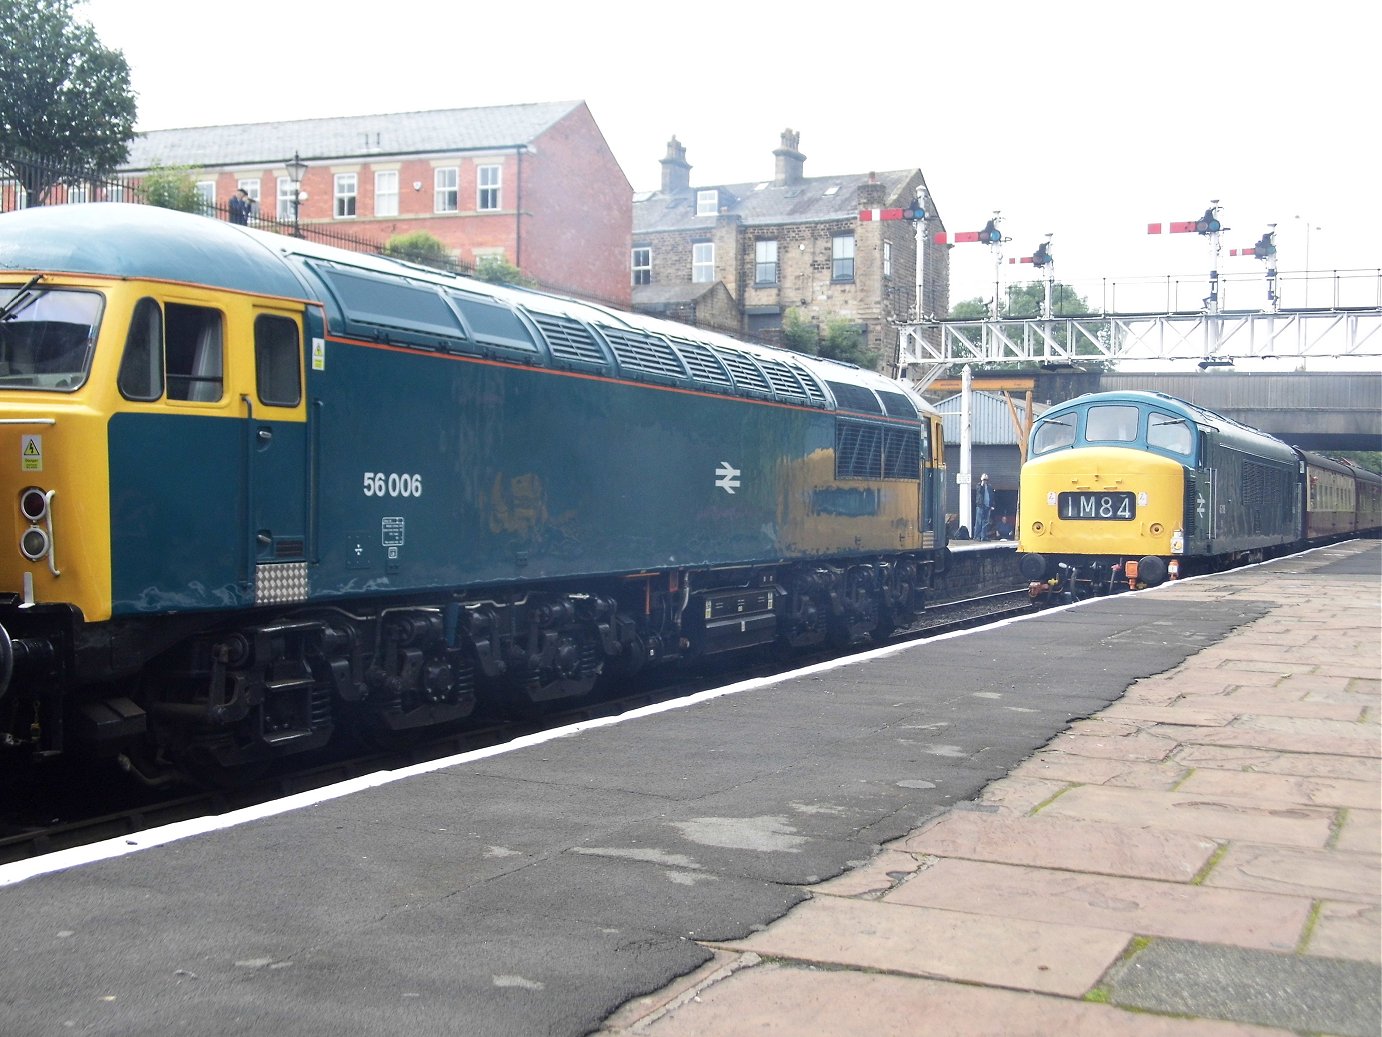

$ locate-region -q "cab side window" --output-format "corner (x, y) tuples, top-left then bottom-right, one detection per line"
(1031, 416), (1075, 454)
(254, 314), (301, 406)
(117, 297), (164, 401)
(1147, 411), (1192, 455)
(165, 304), (223, 402)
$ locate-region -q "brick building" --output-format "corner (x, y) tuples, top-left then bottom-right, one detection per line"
(631, 130), (949, 369)
(121, 101), (632, 307)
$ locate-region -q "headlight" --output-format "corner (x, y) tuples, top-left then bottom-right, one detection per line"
(20, 526), (50, 561)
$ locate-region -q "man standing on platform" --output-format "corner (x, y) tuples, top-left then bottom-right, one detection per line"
(974, 473), (994, 540)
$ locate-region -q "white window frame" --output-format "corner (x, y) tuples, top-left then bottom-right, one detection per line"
(435, 167), (458, 213)
(696, 189), (718, 216)
(276, 176), (294, 220)
(755, 240), (778, 284)
(477, 164), (501, 211)
(237, 177), (261, 206)
(333, 173), (358, 218)
(883, 240), (893, 278)
(194, 180), (215, 213)
(631, 247), (651, 286)
(692, 242), (715, 283)
(832, 234), (855, 281)
(374, 170), (398, 217)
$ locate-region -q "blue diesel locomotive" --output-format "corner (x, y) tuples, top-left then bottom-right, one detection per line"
(1018, 390), (1380, 598)
(0, 204), (947, 780)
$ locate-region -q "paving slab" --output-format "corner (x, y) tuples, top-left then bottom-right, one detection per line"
(1175, 768), (1380, 809)
(1202, 842), (1381, 902)
(899, 811), (1218, 881)
(1170, 744), (1382, 781)
(718, 895), (1131, 997)
(1038, 785), (1339, 846)
(1104, 938), (1382, 1037)
(1308, 900), (1382, 964)
(618, 963), (1295, 1037)
(884, 858), (1312, 951)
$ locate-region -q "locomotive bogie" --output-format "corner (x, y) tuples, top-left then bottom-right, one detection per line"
(0, 204), (947, 781)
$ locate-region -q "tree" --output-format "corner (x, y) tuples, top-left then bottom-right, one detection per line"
(781, 308), (881, 370)
(0, 0), (138, 205)
(948, 282), (1109, 369)
(382, 230), (454, 270)
(139, 165), (203, 213)
(470, 256), (537, 288)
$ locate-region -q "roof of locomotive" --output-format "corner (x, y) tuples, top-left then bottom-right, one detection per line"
(1035, 389), (1296, 460)
(0, 202), (310, 300)
(0, 204), (935, 419)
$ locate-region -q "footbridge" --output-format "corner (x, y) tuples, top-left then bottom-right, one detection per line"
(898, 308), (1382, 450)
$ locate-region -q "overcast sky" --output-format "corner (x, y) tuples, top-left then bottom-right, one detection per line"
(78, 0), (1378, 313)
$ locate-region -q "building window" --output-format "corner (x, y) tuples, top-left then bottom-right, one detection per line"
(884, 241), (893, 278)
(276, 177), (294, 220)
(832, 234), (855, 281)
(631, 247), (651, 286)
(375, 170), (398, 217)
(195, 181), (215, 214)
(435, 167), (458, 212)
(692, 242), (715, 283)
(696, 189), (718, 216)
(334, 173), (357, 218)
(755, 240), (778, 285)
(477, 164), (501, 211)
(237, 178), (261, 208)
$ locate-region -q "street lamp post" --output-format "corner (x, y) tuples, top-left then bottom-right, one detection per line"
(286, 152), (308, 238)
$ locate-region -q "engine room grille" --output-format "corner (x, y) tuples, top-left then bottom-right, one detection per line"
(714, 348), (773, 395)
(836, 420), (921, 480)
(786, 363), (828, 405)
(598, 326), (688, 379)
(756, 357), (812, 403)
(666, 337), (733, 386)
(526, 311), (608, 367)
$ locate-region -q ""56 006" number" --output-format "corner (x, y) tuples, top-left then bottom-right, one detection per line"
(362, 472), (423, 497)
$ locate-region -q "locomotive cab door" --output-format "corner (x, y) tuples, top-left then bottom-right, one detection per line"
(244, 308), (310, 607)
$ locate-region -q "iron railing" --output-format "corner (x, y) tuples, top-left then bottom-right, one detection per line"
(1, 147), (467, 275)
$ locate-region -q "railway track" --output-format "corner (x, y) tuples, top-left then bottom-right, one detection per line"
(0, 587), (1033, 867)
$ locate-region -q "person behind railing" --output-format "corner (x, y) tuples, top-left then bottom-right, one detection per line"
(228, 188), (252, 225)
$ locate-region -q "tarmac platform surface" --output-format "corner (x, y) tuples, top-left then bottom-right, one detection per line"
(1, 540), (1378, 1037)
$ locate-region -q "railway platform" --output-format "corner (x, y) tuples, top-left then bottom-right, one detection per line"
(603, 540), (1382, 1037)
(0, 541), (1377, 1037)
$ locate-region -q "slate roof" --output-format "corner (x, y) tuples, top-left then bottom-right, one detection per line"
(634, 168), (925, 233)
(121, 101), (588, 171)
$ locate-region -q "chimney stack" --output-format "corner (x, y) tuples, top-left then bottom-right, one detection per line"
(660, 136), (691, 193)
(773, 129), (805, 185)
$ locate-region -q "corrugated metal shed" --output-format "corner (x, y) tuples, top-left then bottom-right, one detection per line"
(934, 391), (1045, 446)
(933, 391), (1048, 525)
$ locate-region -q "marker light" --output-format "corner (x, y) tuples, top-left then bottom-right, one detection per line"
(20, 487), (48, 523)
